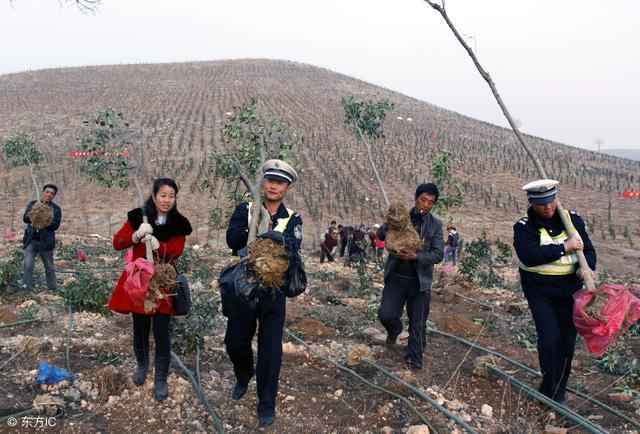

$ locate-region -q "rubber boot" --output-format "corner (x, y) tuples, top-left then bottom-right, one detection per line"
(132, 343), (149, 386)
(154, 356), (171, 401)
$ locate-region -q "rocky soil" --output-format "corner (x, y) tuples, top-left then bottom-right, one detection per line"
(0, 236), (639, 433)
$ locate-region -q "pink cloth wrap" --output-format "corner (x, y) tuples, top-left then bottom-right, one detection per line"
(573, 284), (640, 357)
(122, 249), (156, 308)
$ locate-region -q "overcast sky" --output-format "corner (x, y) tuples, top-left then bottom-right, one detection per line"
(1, 0), (638, 151)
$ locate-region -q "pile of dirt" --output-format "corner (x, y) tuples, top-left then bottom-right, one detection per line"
(293, 318), (337, 341)
(28, 202), (54, 230)
(249, 237), (289, 288)
(434, 315), (484, 338)
(384, 202), (421, 255)
(0, 305), (21, 323)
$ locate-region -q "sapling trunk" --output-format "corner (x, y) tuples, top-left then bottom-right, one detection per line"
(423, 0), (595, 291)
(27, 159), (39, 200)
(355, 123), (390, 209)
(132, 175), (153, 262)
(234, 159), (270, 245)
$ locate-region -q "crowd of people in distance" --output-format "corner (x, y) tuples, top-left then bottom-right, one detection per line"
(319, 219), (462, 266)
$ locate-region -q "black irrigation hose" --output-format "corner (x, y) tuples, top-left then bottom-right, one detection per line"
(170, 351), (225, 434)
(284, 329), (438, 433)
(0, 319), (40, 329)
(66, 305), (74, 373)
(0, 408), (38, 424)
(361, 358), (479, 434)
(428, 327), (640, 430)
(486, 365), (608, 434)
(195, 345), (202, 389)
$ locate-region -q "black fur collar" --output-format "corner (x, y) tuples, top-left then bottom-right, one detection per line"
(127, 208), (192, 242)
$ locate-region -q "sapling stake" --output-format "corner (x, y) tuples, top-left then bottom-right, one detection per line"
(213, 98), (302, 245)
(421, 0), (595, 291)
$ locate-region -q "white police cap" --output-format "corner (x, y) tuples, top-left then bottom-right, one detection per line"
(261, 159), (298, 184)
(522, 179), (559, 205)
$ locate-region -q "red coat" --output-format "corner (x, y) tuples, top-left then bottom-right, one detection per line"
(108, 219), (187, 315)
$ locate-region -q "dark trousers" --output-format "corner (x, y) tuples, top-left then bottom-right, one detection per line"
(132, 312), (172, 380)
(526, 294), (577, 402)
(339, 238), (348, 257)
(225, 289), (286, 418)
(444, 245), (457, 266)
(378, 274), (431, 368)
(23, 241), (57, 291)
(320, 247), (334, 263)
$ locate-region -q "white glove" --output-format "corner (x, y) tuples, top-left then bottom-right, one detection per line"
(141, 234), (160, 250)
(132, 223), (153, 243)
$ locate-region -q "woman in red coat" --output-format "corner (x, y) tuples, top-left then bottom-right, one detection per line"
(108, 178), (192, 401)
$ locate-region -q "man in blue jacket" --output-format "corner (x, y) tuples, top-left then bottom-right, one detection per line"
(377, 183), (444, 370)
(22, 184), (62, 292)
(514, 179), (596, 404)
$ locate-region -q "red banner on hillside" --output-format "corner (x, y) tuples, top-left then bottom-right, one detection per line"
(622, 191), (640, 198)
(69, 151), (129, 157)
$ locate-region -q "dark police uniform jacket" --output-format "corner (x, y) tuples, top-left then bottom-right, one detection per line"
(226, 201), (303, 254)
(514, 206), (596, 300)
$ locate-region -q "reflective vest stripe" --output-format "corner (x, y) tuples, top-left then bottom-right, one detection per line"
(247, 202), (294, 233)
(273, 209), (294, 232)
(519, 210), (578, 276)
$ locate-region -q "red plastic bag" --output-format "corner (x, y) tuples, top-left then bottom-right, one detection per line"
(573, 284), (640, 357)
(123, 250), (156, 308)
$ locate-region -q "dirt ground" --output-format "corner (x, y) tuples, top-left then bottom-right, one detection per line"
(0, 237), (639, 434)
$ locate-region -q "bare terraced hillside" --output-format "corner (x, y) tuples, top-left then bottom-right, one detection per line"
(1, 59), (638, 271)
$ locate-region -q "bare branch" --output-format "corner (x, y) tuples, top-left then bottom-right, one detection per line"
(421, 0), (595, 290)
(355, 122), (390, 208)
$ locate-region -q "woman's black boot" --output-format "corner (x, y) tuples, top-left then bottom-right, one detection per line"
(154, 355), (170, 401)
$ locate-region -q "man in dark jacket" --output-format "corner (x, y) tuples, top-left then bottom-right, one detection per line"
(338, 224), (349, 258)
(514, 179), (596, 404)
(224, 159), (302, 428)
(377, 183), (444, 370)
(22, 184), (62, 292)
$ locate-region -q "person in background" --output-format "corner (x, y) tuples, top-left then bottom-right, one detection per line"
(338, 224), (349, 258)
(108, 178), (192, 401)
(443, 225), (460, 266)
(327, 220), (337, 234)
(320, 227), (338, 263)
(368, 224), (379, 256)
(349, 224), (366, 260)
(375, 224), (386, 260)
(22, 184), (62, 292)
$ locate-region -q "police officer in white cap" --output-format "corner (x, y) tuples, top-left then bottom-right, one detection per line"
(514, 179), (596, 404)
(224, 159), (302, 428)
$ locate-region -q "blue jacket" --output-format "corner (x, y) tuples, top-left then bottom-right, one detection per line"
(378, 207), (444, 292)
(22, 200), (62, 251)
(514, 206), (596, 300)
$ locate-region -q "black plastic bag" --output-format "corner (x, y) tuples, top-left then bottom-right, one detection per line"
(284, 248), (307, 298)
(219, 259), (258, 317)
(173, 273), (191, 316)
